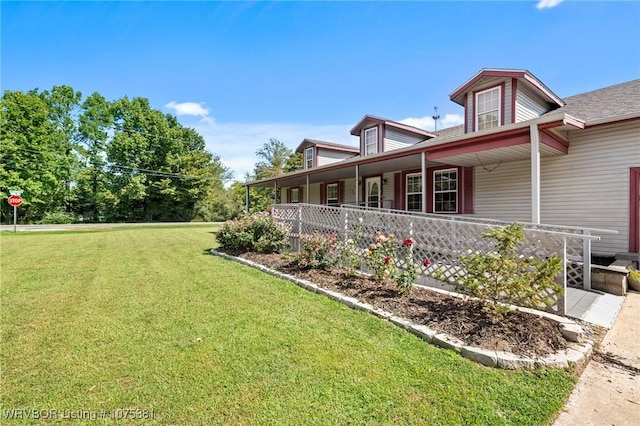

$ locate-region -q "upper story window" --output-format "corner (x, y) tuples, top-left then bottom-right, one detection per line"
(364, 127), (378, 155)
(434, 169), (457, 213)
(476, 86), (501, 131)
(326, 183), (338, 207)
(305, 147), (314, 169)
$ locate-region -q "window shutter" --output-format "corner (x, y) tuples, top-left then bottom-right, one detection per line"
(320, 183), (326, 205)
(462, 167), (474, 214)
(394, 173), (402, 210)
(339, 181), (345, 205)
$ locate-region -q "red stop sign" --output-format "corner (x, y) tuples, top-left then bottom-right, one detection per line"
(7, 195), (23, 207)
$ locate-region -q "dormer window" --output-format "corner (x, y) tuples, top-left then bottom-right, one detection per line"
(364, 127), (378, 155)
(476, 86), (501, 131)
(305, 147), (314, 169)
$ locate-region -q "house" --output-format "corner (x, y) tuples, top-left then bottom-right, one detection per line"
(246, 68), (640, 257)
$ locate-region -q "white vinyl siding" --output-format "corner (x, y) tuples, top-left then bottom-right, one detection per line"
(343, 178), (357, 205)
(384, 129), (426, 152)
(308, 183), (321, 204)
(316, 148), (356, 166)
(541, 121), (640, 254)
(473, 121), (640, 254)
(473, 160), (532, 222)
(516, 85), (549, 122)
(364, 127), (378, 155)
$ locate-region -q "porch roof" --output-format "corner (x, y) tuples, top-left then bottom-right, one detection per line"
(246, 111), (583, 188)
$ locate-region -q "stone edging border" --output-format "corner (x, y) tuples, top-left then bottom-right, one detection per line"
(211, 250), (593, 370)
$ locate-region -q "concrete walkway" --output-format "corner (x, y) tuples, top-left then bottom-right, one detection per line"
(554, 290), (640, 426)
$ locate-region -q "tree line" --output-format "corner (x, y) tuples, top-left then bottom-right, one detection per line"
(0, 86), (301, 224)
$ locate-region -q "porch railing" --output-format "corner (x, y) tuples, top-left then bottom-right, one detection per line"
(272, 203), (608, 316)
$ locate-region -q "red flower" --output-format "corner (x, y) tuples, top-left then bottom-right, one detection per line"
(423, 258), (430, 267)
(313, 244), (319, 249)
(403, 238), (413, 247)
(384, 256), (391, 264)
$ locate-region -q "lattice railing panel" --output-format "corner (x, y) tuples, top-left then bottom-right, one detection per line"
(272, 204), (602, 315)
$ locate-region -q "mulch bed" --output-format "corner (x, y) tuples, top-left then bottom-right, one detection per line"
(236, 251), (571, 357)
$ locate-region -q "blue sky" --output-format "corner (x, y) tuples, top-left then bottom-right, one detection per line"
(2, 0), (639, 181)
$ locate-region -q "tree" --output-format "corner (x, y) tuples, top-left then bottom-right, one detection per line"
(284, 152), (303, 173)
(43, 85), (82, 212)
(75, 92), (113, 221)
(254, 139), (293, 179)
(0, 90), (63, 222)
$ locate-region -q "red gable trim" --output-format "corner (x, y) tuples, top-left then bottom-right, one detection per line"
(539, 130), (569, 154)
(451, 69), (564, 108)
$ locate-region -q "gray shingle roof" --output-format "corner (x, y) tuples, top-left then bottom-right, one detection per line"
(552, 79), (640, 123)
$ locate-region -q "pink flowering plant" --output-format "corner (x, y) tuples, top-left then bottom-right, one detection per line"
(297, 232), (337, 269)
(395, 237), (419, 295)
(364, 231), (399, 283)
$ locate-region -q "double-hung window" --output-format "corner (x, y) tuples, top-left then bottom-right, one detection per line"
(290, 188), (299, 203)
(326, 183), (338, 207)
(364, 127), (378, 155)
(406, 173), (422, 212)
(434, 169), (457, 213)
(305, 147), (314, 169)
(476, 86), (501, 131)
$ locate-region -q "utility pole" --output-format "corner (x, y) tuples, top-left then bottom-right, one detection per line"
(432, 106), (440, 132)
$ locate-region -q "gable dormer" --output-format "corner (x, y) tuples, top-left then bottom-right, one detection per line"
(295, 139), (359, 170)
(449, 69), (565, 134)
(350, 115), (435, 156)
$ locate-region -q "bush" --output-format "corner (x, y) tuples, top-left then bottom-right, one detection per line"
(39, 211), (80, 224)
(215, 211), (289, 254)
(456, 223), (563, 319)
(395, 238), (419, 295)
(365, 232), (398, 283)
(297, 232), (337, 269)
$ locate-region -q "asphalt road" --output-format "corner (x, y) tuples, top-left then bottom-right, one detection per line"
(0, 222), (221, 232)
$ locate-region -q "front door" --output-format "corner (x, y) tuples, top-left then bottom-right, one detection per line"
(365, 177), (381, 208)
(631, 167), (640, 253)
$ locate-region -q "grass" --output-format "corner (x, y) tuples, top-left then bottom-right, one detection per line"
(1, 226), (575, 425)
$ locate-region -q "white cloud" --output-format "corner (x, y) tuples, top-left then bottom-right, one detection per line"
(536, 0), (564, 10)
(441, 113), (465, 128)
(190, 119), (358, 182)
(400, 113), (464, 132)
(165, 101), (213, 124)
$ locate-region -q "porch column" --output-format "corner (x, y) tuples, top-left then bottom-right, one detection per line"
(421, 152), (427, 213)
(306, 174), (310, 204)
(530, 123), (541, 224)
(273, 181), (277, 205)
(245, 185), (250, 212)
(355, 165), (360, 206)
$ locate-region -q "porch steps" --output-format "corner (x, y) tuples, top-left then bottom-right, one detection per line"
(590, 260), (632, 297)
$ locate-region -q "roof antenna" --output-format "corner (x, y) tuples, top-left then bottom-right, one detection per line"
(432, 106), (440, 132)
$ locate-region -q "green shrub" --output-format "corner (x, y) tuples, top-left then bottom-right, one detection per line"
(456, 222), (563, 319)
(39, 211), (80, 224)
(336, 218), (364, 274)
(215, 211), (289, 254)
(297, 232), (337, 269)
(395, 238), (419, 295)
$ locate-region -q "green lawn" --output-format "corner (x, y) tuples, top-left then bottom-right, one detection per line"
(1, 226), (574, 425)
